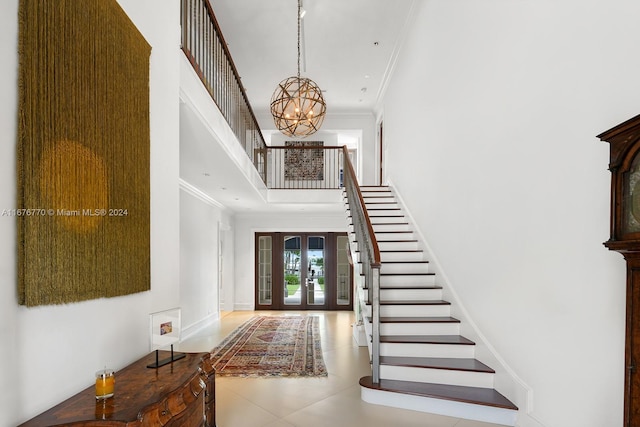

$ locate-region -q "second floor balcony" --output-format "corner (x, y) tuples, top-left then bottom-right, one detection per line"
(179, 0), (364, 212)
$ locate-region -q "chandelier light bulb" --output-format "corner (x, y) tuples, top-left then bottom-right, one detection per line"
(271, 76), (326, 137)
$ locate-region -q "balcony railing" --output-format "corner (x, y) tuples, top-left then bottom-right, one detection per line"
(181, 0), (267, 183)
(265, 145), (344, 190)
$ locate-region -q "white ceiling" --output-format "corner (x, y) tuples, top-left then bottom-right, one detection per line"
(180, 0), (416, 213)
(210, 0), (416, 115)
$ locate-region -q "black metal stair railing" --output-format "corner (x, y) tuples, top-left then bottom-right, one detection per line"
(180, 0), (267, 184)
(342, 146), (382, 383)
(266, 146), (344, 189)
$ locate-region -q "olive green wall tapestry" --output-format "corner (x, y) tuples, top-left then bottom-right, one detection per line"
(17, 0), (151, 306)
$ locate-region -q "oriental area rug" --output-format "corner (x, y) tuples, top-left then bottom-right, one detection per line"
(209, 315), (328, 377)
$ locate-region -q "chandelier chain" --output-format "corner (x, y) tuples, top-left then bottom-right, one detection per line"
(297, 0), (301, 79)
(270, 0), (326, 137)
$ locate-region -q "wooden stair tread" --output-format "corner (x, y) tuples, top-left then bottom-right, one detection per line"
(380, 356), (495, 373)
(380, 272), (434, 276)
(380, 335), (474, 345)
(359, 376), (518, 410)
(378, 300), (450, 306)
(378, 316), (460, 323)
(380, 285), (441, 290)
(381, 260), (429, 264)
(367, 207), (402, 211)
(364, 287), (441, 293)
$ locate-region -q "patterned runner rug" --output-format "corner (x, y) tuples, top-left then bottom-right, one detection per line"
(209, 315), (328, 377)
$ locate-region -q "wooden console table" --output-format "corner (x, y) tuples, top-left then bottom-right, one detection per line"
(19, 351), (216, 426)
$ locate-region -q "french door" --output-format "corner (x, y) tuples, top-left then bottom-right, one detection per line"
(255, 232), (352, 310)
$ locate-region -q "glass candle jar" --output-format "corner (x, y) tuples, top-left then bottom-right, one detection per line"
(95, 368), (115, 400)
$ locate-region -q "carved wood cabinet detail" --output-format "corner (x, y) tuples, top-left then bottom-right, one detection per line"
(19, 351), (216, 427)
(599, 114), (640, 427)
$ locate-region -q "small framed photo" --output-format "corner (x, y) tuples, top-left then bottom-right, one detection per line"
(149, 307), (181, 351)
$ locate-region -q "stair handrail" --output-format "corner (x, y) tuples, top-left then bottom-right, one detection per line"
(341, 146), (382, 383)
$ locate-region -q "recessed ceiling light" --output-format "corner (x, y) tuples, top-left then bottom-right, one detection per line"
(364, 74), (371, 79)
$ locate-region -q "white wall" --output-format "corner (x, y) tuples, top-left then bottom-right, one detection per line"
(179, 188), (225, 334)
(0, 1), (20, 422)
(233, 212), (348, 310)
(380, 1), (634, 426)
(1, 1), (182, 424)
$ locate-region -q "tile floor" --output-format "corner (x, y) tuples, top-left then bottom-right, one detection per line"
(178, 310), (506, 427)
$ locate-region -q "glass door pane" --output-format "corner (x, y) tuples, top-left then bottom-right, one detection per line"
(336, 235), (351, 306)
(284, 236), (302, 305)
(307, 236), (325, 306)
(258, 236), (272, 305)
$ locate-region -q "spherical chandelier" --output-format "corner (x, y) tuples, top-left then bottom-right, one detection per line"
(270, 0), (326, 137)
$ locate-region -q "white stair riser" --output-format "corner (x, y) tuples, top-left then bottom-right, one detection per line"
(361, 190), (392, 195)
(372, 223), (411, 232)
(380, 365), (494, 389)
(360, 388), (517, 426)
(369, 216), (407, 224)
(354, 240), (423, 255)
(364, 304), (451, 318)
(378, 241), (419, 251)
(380, 342), (475, 358)
(380, 251), (425, 262)
(376, 232), (415, 240)
(381, 263), (430, 274)
(366, 201), (398, 207)
(367, 209), (404, 217)
(364, 196), (396, 201)
(380, 322), (460, 336)
(346, 209), (403, 218)
(381, 274), (435, 286)
(365, 304), (450, 317)
(380, 288), (442, 300)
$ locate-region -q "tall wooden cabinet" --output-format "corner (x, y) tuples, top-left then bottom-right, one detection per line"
(599, 114), (640, 427)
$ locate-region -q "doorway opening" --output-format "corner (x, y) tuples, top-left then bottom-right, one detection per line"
(255, 232), (353, 310)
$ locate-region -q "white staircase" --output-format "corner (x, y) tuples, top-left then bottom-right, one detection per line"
(345, 186), (518, 426)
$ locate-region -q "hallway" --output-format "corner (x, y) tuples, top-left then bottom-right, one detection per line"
(178, 310), (504, 427)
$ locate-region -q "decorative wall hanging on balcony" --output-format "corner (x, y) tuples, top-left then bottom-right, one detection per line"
(17, 0), (151, 306)
(270, 0), (326, 137)
(284, 141), (324, 180)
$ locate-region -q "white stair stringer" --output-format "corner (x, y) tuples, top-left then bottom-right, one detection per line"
(345, 186), (518, 427)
